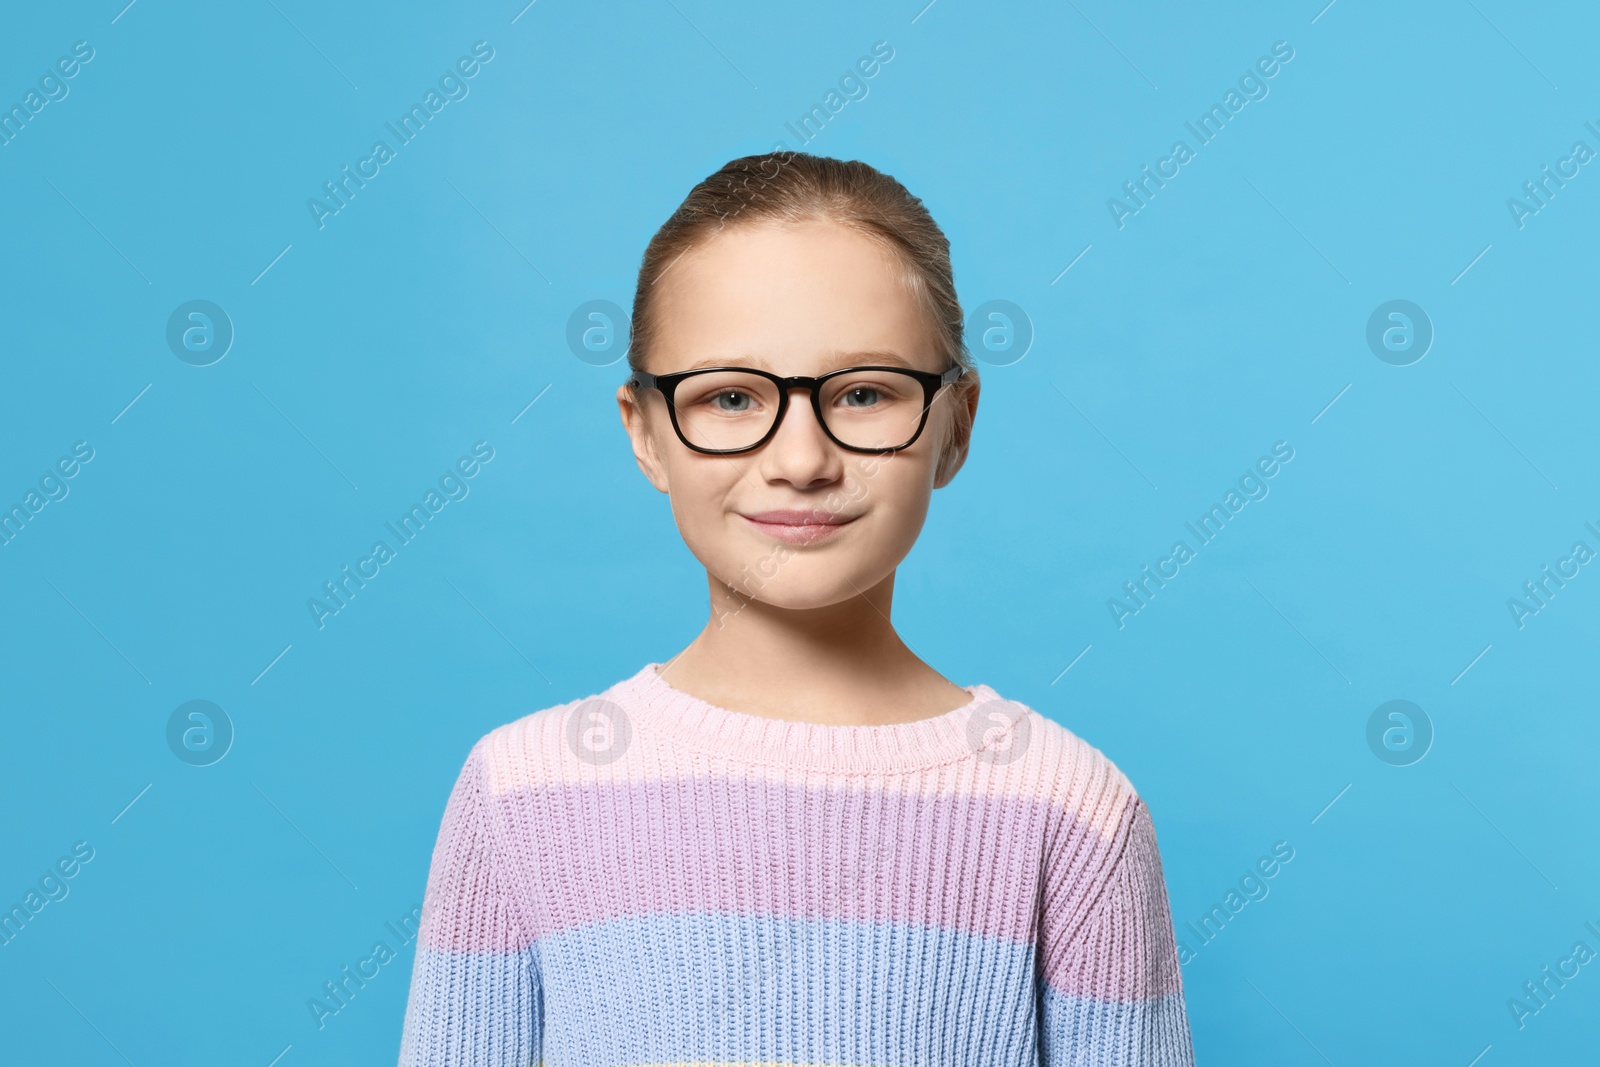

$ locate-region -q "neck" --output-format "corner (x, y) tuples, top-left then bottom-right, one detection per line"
(658, 569), (959, 726)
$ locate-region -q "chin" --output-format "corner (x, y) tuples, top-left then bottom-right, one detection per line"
(712, 556), (877, 610)
(765, 585), (866, 611)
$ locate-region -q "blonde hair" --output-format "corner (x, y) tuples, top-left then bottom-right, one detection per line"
(628, 151), (978, 485)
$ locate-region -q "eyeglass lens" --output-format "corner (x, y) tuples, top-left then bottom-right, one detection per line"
(673, 369), (929, 451)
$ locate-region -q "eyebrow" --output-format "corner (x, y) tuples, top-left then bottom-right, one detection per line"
(681, 350), (916, 372)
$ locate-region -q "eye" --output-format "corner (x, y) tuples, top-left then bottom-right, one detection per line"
(676, 372), (774, 415)
(710, 389), (756, 412)
(828, 372), (917, 411)
(839, 385), (884, 408)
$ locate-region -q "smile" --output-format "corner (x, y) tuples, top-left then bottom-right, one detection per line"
(738, 510), (859, 546)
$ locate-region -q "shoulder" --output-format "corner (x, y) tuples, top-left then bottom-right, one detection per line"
(454, 678), (633, 796)
(975, 686), (1146, 846)
(995, 697), (1175, 931)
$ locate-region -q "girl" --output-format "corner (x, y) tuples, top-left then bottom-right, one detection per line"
(398, 152), (1195, 1065)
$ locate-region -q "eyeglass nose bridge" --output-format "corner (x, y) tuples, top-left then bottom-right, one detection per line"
(762, 376), (836, 445)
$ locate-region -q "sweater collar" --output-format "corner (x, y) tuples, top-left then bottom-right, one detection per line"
(611, 661), (1026, 776)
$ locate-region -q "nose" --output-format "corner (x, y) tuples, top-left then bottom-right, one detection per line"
(757, 386), (843, 486)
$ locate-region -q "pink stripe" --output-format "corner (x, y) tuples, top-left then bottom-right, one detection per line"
(1040, 799), (1185, 1000)
(418, 775), (1130, 952)
(478, 696), (1134, 842)
(414, 746), (533, 958)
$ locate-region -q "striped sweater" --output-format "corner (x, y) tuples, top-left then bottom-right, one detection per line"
(397, 661), (1195, 1066)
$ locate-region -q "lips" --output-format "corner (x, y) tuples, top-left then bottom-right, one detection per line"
(738, 508), (859, 545)
(742, 509), (854, 526)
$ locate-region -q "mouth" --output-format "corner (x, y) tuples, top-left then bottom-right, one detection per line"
(738, 509), (860, 546)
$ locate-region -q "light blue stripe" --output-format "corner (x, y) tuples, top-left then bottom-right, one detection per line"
(398, 943), (541, 1067)
(536, 911), (1039, 1066)
(400, 917), (1195, 1066)
(1040, 984), (1196, 1067)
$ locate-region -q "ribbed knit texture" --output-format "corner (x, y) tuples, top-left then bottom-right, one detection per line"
(396, 662), (1196, 1066)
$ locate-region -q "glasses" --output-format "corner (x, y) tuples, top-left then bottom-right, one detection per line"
(627, 363), (965, 455)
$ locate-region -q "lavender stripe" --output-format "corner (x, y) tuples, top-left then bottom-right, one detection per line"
(483, 776), (1126, 945)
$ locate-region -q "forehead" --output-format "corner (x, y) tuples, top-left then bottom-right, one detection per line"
(649, 218), (937, 373)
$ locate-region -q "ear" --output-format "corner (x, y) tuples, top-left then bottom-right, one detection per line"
(617, 382), (672, 493)
(932, 374), (980, 489)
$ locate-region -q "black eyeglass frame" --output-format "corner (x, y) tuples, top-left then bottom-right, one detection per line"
(627, 363), (966, 456)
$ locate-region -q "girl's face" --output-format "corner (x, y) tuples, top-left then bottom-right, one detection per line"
(617, 217), (977, 611)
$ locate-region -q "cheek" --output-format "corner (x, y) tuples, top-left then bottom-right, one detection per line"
(854, 438), (937, 500)
(665, 463), (721, 528)
(852, 458), (933, 538)
(664, 456), (744, 553)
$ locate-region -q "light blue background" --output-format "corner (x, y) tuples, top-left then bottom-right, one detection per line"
(2, 0), (1596, 1063)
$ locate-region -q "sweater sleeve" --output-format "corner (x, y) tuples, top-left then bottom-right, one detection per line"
(397, 742), (542, 1067)
(1038, 796), (1195, 1066)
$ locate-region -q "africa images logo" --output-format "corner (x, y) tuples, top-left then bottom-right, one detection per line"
(1106, 40), (1295, 229)
(307, 41), (495, 230)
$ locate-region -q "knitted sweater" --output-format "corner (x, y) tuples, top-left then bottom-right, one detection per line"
(397, 662), (1195, 1066)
